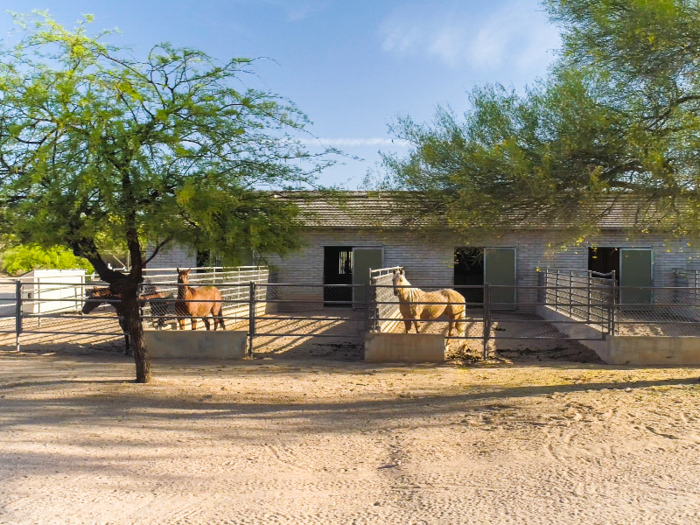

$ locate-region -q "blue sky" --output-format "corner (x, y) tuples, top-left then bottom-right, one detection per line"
(0, 0), (561, 188)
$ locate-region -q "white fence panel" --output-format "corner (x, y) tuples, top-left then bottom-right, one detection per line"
(20, 269), (86, 315)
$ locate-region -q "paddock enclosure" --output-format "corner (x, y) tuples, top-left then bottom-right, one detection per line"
(2, 263), (700, 364)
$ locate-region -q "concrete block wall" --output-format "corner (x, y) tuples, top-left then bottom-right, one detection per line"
(265, 230), (455, 304)
(266, 229), (700, 310)
(144, 245), (197, 269)
(539, 233), (696, 288)
(150, 229), (700, 310)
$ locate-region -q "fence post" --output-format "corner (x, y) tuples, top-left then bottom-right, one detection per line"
(587, 272), (591, 324)
(610, 270), (617, 335)
(569, 270), (573, 317)
(36, 277), (42, 329)
(15, 281), (22, 352)
(248, 281), (256, 357)
(79, 273), (85, 317)
(483, 283), (490, 360)
(365, 281), (371, 334)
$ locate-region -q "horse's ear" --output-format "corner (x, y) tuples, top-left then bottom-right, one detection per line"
(176, 267), (180, 273)
(186, 268), (191, 274)
(400, 268), (405, 275)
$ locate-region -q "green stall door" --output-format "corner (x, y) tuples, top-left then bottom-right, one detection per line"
(620, 249), (652, 305)
(484, 248), (516, 310)
(352, 248), (383, 307)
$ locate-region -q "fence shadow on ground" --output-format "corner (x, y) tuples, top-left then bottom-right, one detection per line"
(0, 363), (697, 438)
(250, 309), (366, 360)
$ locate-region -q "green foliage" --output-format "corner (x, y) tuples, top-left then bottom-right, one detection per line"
(0, 11), (337, 380)
(1, 245), (94, 275)
(378, 0), (700, 236)
(0, 11), (335, 281)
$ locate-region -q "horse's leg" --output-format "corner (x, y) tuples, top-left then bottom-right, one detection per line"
(403, 320), (411, 333)
(410, 306), (420, 333)
(119, 316), (131, 355)
(203, 316), (211, 330)
(191, 317), (197, 330)
(216, 302), (226, 330)
(155, 300), (165, 330)
(210, 305), (219, 331)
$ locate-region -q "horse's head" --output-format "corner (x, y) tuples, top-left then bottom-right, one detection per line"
(82, 287), (113, 314)
(392, 268), (408, 296)
(176, 268), (192, 285)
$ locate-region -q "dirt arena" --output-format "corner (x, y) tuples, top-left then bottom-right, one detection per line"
(1, 343), (699, 524)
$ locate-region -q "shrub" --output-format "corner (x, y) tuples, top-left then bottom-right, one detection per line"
(1, 245), (94, 275)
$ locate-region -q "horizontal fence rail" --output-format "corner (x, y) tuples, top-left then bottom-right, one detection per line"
(3, 266), (700, 356)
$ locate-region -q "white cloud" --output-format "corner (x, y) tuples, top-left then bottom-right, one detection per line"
(379, 0), (560, 72)
(260, 0), (330, 21)
(299, 137), (410, 147)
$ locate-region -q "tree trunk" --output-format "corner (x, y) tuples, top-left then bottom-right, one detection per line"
(72, 237), (150, 383)
(119, 284), (151, 383)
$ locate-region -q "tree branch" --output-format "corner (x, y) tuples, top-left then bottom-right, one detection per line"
(144, 237), (173, 265)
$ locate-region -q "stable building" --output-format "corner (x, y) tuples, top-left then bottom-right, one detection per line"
(146, 192), (697, 309)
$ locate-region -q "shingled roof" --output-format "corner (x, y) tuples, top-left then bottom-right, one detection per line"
(298, 192), (402, 228)
(290, 191), (675, 231)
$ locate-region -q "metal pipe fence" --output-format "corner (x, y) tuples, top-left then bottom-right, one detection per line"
(539, 268), (614, 327)
(368, 267), (403, 333)
(132, 267), (269, 330)
(4, 271), (700, 355)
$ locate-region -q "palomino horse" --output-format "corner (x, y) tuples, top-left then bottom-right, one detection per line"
(392, 268), (466, 336)
(175, 268), (226, 330)
(82, 287), (172, 354)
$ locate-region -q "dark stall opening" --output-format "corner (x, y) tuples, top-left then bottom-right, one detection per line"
(454, 247), (484, 306)
(588, 247), (619, 281)
(323, 246), (353, 307)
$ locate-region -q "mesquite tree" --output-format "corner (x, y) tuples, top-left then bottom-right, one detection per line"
(0, 13), (333, 382)
(377, 0), (700, 237)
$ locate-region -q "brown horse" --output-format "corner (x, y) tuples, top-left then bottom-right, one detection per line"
(392, 269), (466, 336)
(83, 287), (131, 353)
(82, 286), (172, 354)
(175, 268), (226, 330)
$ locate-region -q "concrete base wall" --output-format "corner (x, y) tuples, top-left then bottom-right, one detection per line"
(537, 305), (700, 365)
(364, 333), (445, 363)
(144, 331), (247, 359)
(607, 336), (700, 366)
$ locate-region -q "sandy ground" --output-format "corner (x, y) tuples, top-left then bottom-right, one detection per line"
(1, 345), (699, 524)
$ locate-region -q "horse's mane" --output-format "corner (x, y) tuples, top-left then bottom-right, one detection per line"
(83, 288), (119, 314)
(395, 274), (424, 302)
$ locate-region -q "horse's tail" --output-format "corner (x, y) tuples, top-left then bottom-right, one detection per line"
(212, 287), (226, 330)
(443, 289), (467, 336)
